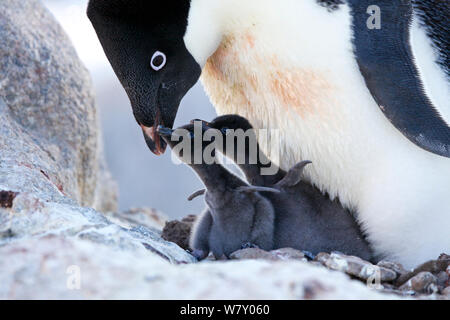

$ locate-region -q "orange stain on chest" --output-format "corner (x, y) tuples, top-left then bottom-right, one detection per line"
(202, 32), (333, 119)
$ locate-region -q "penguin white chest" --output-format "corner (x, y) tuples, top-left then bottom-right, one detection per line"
(202, 33), (333, 123)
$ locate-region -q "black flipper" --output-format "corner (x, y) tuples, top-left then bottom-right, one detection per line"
(348, 0), (450, 158)
(187, 189), (206, 201)
(275, 161), (312, 189)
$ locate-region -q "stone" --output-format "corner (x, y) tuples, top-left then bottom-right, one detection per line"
(0, 191), (18, 208)
(381, 288), (416, 297)
(106, 208), (168, 231)
(396, 257), (450, 286)
(161, 215), (197, 250)
(0, 235), (398, 299)
(0, 192), (195, 265)
(399, 272), (438, 294)
(442, 287), (450, 297)
(270, 248), (307, 261)
(377, 260), (408, 277)
(439, 254), (450, 261)
(314, 252), (331, 264)
(321, 253), (398, 282)
(0, 0), (117, 212)
(230, 248), (307, 262)
(436, 271), (449, 289)
(230, 248), (279, 261)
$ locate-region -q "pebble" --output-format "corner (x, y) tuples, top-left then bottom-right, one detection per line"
(320, 252), (397, 282)
(230, 248), (280, 261)
(230, 247), (307, 262)
(436, 271), (449, 288)
(377, 260), (408, 277)
(442, 287), (450, 297)
(399, 272), (438, 294)
(396, 257), (450, 286)
(161, 215), (197, 250)
(314, 252), (331, 264)
(271, 248), (307, 261)
(166, 214), (450, 299)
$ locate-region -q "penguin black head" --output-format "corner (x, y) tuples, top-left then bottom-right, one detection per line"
(206, 115), (257, 162)
(87, 0), (201, 155)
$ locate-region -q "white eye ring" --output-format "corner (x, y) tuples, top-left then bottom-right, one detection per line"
(150, 51), (166, 71)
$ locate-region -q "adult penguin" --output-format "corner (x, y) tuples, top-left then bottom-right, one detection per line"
(87, 0), (450, 268)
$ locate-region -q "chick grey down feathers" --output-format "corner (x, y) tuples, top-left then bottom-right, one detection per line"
(158, 117), (374, 261)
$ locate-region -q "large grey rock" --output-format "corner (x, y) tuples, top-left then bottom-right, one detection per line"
(0, 0), (117, 211)
(0, 190), (401, 299)
(0, 192), (195, 264)
(317, 252), (398, 282)
(0, 234), (397, 300)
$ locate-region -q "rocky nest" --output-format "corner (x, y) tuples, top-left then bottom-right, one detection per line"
(163, 217), (450, 299)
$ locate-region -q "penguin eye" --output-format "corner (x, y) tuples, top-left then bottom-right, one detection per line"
(150, 51), (166, 71)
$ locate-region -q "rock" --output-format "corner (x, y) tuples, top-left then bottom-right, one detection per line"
(0, 192), (195, 265)
(399, 272), (438, 294)
(161, 215), (197, 250)
(230, 248), (279, 261)
(0, 0), (117, 212)
(320, 253), (397, 282)
(230, 248), (307, 262)
(0, 235), (399, 299)
(439, 253), (450, 261)
(381, 288), (416, 297)
(314, 252), (331, 264)
(396, 257), (450, 286)
(377, 260), (408, 277)
(106, 208), (168, 231)
(271, 248), (307, 261)
(436, 271), (449, 289)
(0, 191), (18, 208)
(442, 287), (450, 297)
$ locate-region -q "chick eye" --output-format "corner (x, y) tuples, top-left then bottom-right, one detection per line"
(150, 51), (166, 71)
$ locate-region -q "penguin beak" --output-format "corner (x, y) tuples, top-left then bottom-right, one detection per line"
(141, 124), (167, 156)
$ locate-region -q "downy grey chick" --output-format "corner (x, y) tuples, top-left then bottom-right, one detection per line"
(158, 123), (279, 260)
(205, 115), (375, 261)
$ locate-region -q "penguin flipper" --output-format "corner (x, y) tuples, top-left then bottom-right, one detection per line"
(349, 0), (450, 158)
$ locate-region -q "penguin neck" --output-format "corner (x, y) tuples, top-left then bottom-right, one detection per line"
(189, 162), (245, 193)
(232, 149), (285, 186)
(239, 163), (285, 187)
